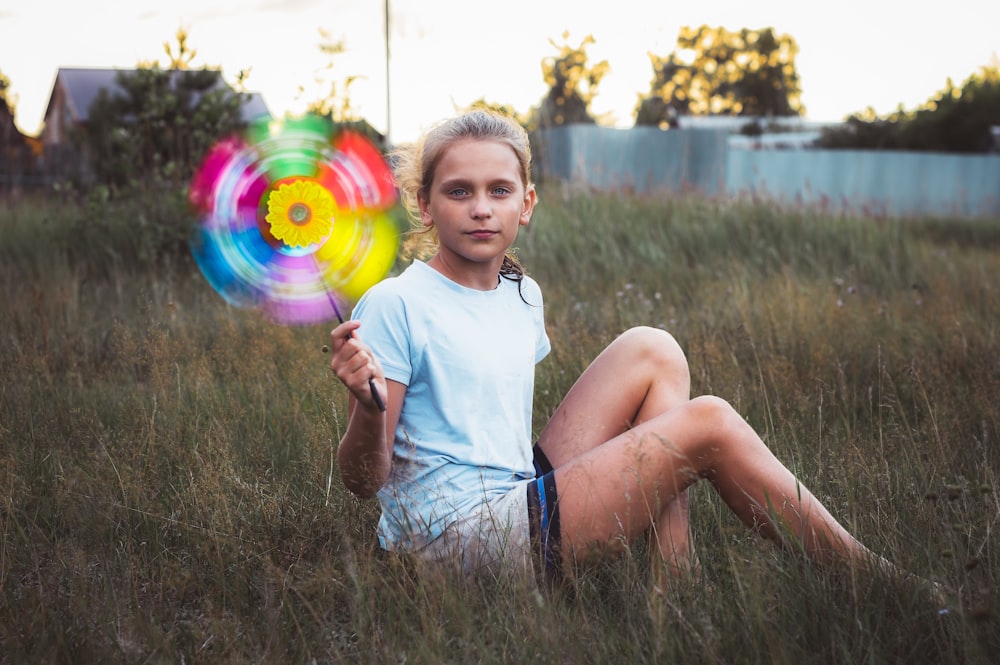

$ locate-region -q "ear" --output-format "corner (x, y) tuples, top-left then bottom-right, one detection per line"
(418, 192), (433, 228)
(519, 185), (537, 227)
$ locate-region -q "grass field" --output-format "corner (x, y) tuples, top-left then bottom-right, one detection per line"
(1, 185), (998, 663)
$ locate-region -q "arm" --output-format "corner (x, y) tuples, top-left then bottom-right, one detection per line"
(330, 320), (404, 499)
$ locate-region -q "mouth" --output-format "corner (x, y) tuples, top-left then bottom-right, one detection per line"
(466, 230), (498, 239)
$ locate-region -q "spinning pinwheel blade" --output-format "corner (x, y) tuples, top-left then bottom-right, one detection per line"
(189, 115), (399, 327)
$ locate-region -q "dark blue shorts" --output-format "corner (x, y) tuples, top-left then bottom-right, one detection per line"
(527, 443), (562, 581)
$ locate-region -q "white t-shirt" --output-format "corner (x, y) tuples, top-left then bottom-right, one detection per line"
(351, 260), (551, 551)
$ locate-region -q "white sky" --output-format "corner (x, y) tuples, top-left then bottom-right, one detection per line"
(1, 0), (997, 144)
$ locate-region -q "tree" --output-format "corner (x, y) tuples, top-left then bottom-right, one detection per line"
(818, 63), (1000, 153)
(163, 27), (198, 70)
(298, 28), (390, 149)
(635, 25), (804, 128)
(467, 99), (526, 125)
(0, 69), (13, 113)
(304, 29), (362, 123)
(82, 64), (250, 187)
(816, 111), (903, 151)
(529, 33), (609, 129)
(634, 53), (692, 128)
(906, 65), (1000, 152)
(68, 24), (250, 189)
(1, 68), (36, 193)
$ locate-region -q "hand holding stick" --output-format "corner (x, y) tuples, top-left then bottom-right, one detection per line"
(324, 309), (386, 413)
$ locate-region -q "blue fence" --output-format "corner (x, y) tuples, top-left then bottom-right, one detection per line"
(533, 125), (1000, 219)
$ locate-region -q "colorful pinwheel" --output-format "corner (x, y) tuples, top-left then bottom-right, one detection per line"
(189, 115), (399, 326)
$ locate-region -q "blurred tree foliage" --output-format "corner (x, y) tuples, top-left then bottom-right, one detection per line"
(305, 29), (361, 124)
(817, 64), (1000, 153)
(79, 31), (250, 189)
(301, 29), (387, 150)
(0, 69), (13, 111)
(162, 27), (198, 70)
(82, 66), (249, 188)
(529, 33), (609, 129)
(467, 98), (527, 125)
(635, 25), (803, 128)
(1, 68), (37, 193)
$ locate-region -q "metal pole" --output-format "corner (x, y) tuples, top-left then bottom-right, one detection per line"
(384, 0), (391, 145)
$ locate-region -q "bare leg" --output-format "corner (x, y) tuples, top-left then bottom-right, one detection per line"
(538, 329), (932, 599)
(552, 394), (895, 574)
(538, 326), (698, 574)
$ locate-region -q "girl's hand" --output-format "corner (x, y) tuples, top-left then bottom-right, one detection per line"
(329, 320), (387, 410)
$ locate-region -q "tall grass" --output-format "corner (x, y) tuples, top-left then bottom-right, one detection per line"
(1, 187), (998, 663)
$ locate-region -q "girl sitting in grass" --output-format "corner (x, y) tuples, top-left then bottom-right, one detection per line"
(329, 108), (931, 590)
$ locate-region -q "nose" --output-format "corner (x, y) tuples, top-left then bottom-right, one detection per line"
(470, 193), (492, 219)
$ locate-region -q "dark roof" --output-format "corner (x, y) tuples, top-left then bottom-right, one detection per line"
(53, 67), (271, 123)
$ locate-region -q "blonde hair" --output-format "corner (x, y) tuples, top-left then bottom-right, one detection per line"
(392, 109), (534, 278)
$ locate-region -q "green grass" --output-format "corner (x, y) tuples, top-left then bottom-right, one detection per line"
(1, 187), (998, 663)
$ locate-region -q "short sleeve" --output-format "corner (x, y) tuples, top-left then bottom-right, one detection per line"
(524, 277), (551, 364)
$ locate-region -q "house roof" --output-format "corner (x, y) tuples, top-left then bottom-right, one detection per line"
(50, 67), (271, 124)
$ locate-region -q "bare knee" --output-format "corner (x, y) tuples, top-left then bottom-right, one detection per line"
(616, 326), (690, 395)
(669, 395), (756, 470)
(688, 395), (752, 434)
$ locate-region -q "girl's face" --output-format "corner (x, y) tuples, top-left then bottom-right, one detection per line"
(418, 138), (535, 285)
